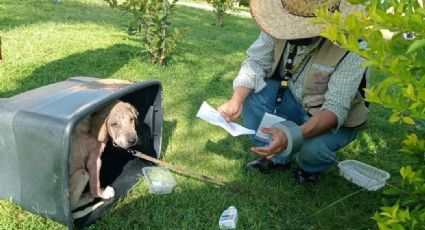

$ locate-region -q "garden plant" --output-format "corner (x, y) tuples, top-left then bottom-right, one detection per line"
(315, 0), (425, 228)
(205, 0), (235, 27)
(104, 0), (185, 66)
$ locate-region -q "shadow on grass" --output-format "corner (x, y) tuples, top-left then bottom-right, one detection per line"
(1, 43), (139, 97)
(161, 119), (178, 157)
(204, 135), (253, 161)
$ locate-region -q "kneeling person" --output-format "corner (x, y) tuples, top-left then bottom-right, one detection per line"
(218, 0), (369, 185)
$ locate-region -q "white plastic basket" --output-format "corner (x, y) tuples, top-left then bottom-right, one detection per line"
(338, 160), (390, 191)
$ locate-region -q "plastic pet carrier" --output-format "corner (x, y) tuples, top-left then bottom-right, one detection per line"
(0, 77), (163, 229)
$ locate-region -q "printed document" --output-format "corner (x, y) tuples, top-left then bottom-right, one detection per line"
(196, 101), (255, 136)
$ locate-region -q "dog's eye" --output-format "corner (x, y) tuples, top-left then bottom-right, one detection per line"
(111, 122), (119, 127)
(130, 118), (134, 123)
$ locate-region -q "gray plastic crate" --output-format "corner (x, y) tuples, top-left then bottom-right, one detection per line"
(0, 77), (163, 229)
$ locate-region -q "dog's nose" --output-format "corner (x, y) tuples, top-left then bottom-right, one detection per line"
(128, 137), (137, 145)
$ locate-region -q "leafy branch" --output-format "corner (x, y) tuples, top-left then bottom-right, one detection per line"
(314, 0), (425, 228)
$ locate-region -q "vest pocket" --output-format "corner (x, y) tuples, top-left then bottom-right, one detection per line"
(304, 66), (333, 96)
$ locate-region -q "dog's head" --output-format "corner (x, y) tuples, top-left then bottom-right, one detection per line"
(91, 101), (139, 149)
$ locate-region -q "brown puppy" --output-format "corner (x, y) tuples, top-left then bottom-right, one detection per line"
(69, 101), (139, 210)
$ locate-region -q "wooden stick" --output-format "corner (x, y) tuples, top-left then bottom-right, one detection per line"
(131, 150), (228, 186)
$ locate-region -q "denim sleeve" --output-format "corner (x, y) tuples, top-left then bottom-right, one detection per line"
(233, 31), (275, 93)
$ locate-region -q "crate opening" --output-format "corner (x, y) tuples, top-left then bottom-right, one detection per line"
(70, 84), (162, 228)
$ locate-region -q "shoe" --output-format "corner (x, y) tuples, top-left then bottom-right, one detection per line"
(294, 168), (320, 185)
(245, 157), (291, 174)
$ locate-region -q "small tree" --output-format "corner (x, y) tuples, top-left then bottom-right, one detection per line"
(314, 0), (424, 229)
(205, 0), (235, 27)
(105, 0), (184, 66)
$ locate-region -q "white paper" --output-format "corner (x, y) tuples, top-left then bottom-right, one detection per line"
(255, 112), (287, 142)
(196, 101), (255, 136)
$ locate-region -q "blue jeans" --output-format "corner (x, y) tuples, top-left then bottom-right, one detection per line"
(242, 79), (357, 173)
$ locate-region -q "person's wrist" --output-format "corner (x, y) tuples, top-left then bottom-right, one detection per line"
(231, 86), (251, 104)
(231, 94), (244, 105)
(232, 87), (251, 104)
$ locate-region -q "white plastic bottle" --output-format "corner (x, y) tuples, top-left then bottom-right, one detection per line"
(219, 206), (238, 229)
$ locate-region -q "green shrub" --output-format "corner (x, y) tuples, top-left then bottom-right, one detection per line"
(206, 0), (235, 27)
(104, 0), (184, 66)
(314, 0), (425, 229)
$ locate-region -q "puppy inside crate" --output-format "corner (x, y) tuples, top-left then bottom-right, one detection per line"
(69, 100), (151, 219)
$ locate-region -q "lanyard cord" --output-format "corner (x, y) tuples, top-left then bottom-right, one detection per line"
(274, 38), (326, 114)
(274, 43), (298, 113)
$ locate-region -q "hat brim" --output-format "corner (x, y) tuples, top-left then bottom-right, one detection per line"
(250, 0), (365, 40)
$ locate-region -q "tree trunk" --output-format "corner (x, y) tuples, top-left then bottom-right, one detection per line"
(216, 14), (224, 28)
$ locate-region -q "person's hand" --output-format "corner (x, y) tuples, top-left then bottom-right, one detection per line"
(218, 86), (252, 122)
(217, 98), (243, 122)
(251, 128), (288, 159)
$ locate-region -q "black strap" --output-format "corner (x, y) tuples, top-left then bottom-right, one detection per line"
(359, 69), (369, 107)
(274, 43), (298, 113)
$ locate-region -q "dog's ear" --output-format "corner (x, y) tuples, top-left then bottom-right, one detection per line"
(90, 113), (109, 142)
(126, 103), (139, 124)
(90, 102), (118, 142)
(97, 120), (109, 142)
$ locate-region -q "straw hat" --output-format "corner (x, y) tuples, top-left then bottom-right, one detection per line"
(250, 0), (365, 39)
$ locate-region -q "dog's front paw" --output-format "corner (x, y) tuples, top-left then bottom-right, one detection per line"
(99, 186), (115, 199)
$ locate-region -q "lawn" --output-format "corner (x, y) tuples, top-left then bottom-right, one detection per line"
(0, 0), (413, 229)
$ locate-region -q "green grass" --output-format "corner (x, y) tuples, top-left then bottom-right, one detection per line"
(0, 0), (414, 229)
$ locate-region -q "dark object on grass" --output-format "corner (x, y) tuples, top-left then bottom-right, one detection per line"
(245, 157), (291, 174)
(294, 168), (320, 186)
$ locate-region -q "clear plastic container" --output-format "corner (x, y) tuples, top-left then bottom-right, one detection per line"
(142, 166), (176, 194)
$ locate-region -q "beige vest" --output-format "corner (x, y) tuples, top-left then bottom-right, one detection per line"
(267, 39), (369, 129)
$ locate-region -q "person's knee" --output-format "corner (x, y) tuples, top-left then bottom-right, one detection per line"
(296, 140), (336, 171)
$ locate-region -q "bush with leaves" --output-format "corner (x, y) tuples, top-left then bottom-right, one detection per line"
(104, 0), (184, 66)
(205, 0), (235, 27)
(314, 0), (424, 229)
